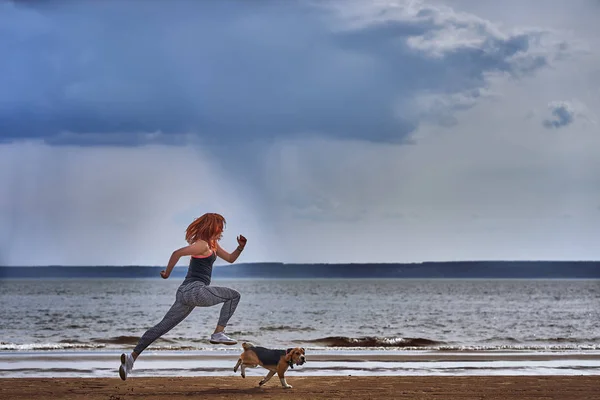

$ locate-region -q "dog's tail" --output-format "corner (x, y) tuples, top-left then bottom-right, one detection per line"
(242, 342), (255, 351)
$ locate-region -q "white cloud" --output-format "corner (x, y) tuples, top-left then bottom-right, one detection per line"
(409, 88), (496, 127)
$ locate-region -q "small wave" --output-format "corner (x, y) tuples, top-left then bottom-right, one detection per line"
(261, 326), (316, 332)
(482, 337), (521, 343)
(139, 345), (198, 351)
(90, 336), (175, 345)
(434, 344), (600, 351)
(531, 337), (600, 344)
(3, 368), (94, 373)
(90, 336), (140, 345)
(0, 343), (105, 351)
(304, 336), (443, 348)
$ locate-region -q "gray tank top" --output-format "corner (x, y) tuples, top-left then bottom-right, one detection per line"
(182, 251), (217, 286)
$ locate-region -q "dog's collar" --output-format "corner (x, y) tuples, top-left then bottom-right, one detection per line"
(288, 359), (294, 369)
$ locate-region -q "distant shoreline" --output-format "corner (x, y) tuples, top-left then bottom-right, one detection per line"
(1, 260), (599, 279)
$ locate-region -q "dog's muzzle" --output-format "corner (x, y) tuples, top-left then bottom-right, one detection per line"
(297, 356), (306, 365)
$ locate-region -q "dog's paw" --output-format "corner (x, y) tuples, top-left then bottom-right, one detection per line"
(241, 373), (245, 379)
(283, 384), (293, 389)
(258, 380), (265, 386)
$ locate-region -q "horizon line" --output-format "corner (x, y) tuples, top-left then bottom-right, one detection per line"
(2, 259), (600, 268)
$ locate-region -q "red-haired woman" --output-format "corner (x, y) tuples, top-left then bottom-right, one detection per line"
(119, 213), (247, 380)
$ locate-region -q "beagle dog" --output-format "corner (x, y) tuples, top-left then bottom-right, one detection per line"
(233, 342), (306, 388)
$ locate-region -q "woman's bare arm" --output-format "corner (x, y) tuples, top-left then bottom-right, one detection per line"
(161, 241), (210, 279)
(216, 235), (247, 263)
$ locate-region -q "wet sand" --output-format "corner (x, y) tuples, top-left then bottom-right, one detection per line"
(2, 376), (599, 400)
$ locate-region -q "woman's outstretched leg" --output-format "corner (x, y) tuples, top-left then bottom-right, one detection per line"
(119, 295), (194, 380)
(133, 300), (195, 355)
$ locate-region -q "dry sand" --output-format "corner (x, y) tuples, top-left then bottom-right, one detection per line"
(2, 376), (599, 400)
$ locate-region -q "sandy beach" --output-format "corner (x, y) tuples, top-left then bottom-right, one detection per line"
(2, 376), (599, 400)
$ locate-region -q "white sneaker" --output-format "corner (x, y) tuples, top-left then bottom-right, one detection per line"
(119, 353), (134, 380)
(209, 332), (238, 345)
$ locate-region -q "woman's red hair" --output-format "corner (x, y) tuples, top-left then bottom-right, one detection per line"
(185, 213), (226, 249)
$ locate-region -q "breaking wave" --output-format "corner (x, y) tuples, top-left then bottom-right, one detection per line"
(260, 325), (316, 332)
(0, 342), (105, 351)
(298, 336), (600, 351)
(303, 336), (443, 348)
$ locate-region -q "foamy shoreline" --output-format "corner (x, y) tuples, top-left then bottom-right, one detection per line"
(2, 349), (599, 378)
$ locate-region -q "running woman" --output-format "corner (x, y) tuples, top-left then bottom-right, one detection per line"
(119, 213), (247, 380)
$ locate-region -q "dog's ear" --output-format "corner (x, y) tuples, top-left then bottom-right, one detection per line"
(284, 348), (293, 363)
(301, 347), (305, 353)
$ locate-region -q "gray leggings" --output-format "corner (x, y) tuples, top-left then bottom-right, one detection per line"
(133, 281), (241, 354)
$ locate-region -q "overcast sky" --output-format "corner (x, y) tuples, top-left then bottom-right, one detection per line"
(1, 0), (599, 266)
